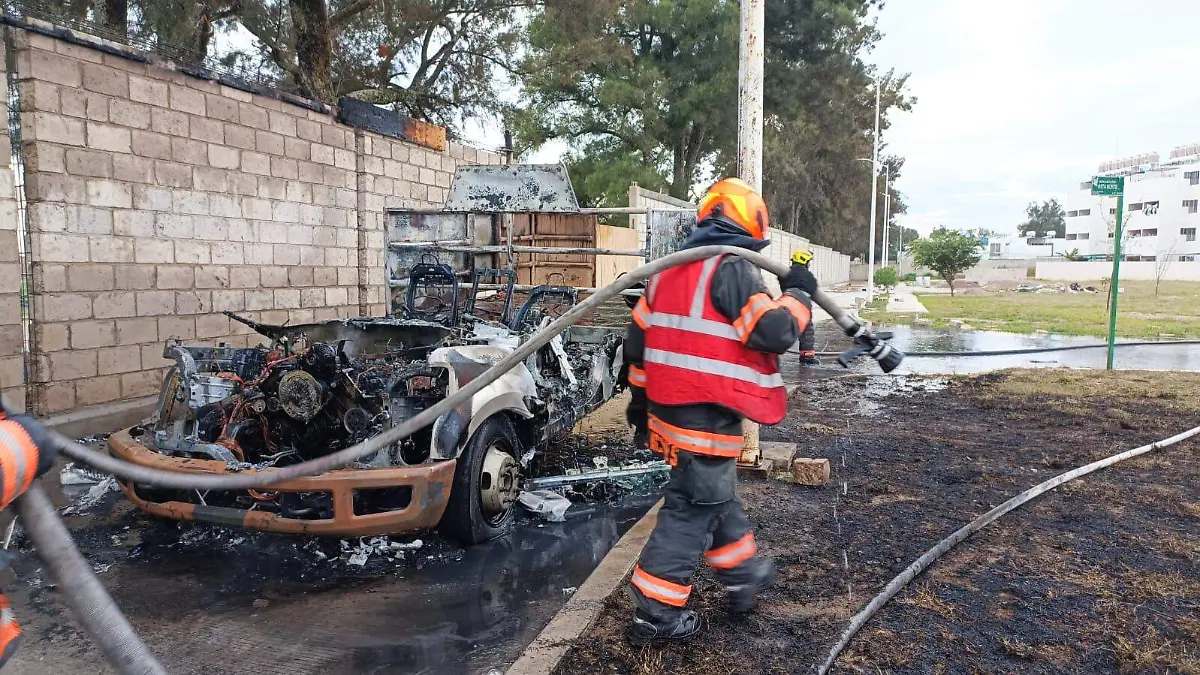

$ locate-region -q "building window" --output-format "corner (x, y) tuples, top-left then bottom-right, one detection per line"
(1067, 210), (1078, 217)
(1077, 233), (1089, 240)
(1186, 171), (1200, 185)
(1143, 201), (1160, 215)
(1183, 227), (1197, 242)
(1080, 181), (1093, 190)
(1107, 232), (1114, 238)
(1143, 228), (1158, 236)
(1109, 208), (1116, 214)
(990, 243), (1000, 256)
(1181, 255), (1197, 262)
(1065, 233), (1077, 240)
(1129, 202), (1143, 211)
(1129, 229), (1141, 237)
(1078, 208), (1091, 216)
(1185, 199), (1199, 213)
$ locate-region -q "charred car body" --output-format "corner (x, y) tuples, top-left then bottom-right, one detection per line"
(109, 275), (625, 544)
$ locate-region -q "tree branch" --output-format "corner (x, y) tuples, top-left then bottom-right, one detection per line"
(330, 0), (373, 26)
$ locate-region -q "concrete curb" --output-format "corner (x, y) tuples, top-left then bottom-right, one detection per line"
(44, 395), (157, 439)
(506, 500), (662, 675)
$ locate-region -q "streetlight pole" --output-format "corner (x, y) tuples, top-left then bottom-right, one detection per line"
(881, 163), (891, 268)
(866, 79), (881, 300)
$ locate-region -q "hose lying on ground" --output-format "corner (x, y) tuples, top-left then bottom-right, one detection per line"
(806, 339), (1200, 359)
(815, 422), (1200, 674)
(49, 244), (816, 490)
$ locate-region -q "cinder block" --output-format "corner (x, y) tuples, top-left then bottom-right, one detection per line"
(33, 264), (67, 293)
(131, 130), (172, 159)
(121, 369), (163, 399)
(196, 313), (230, 338)
(50, 349), (98, 380)
(113, 154), (153, 183)
(258, 177), (286, 201)
(70, 320), (116, 349)
(288, 266), (314, 287)
(174, 240), (210, 264)
(208, 144), (239, 169)
(18, 80), (60, 114)
(155, 213), (194, 239)
(243, 243), (273, 265)
(59, 89), (108, 122)
(87, 122), (132, 153)
(194, 266), (229, 289)
(211, 289), (245, 312)
(256, 130), (285, 155)
(300, 287), (324, 308)
(65, 148), (113, 178)
(151, 108), (189, 136)
(35, 323), (69, 352)
(239, 104), (269, 130)
(26, 50), (82, 88)
(158, 316), (195, 339)
(176, 291), (210, 315)
(189, 116), (224, 144)
(172, 190), (208, 216)
(23, 144), (66, 174)
(171, 137), (208, 165)
(242, 151), (270, 176)
(98, 345), (142, 375)
(211, 242), (244, 265)
(194, 167), (230, 193)
(791, 458), (831, 487)
(244, 289), (273, 311)
(108, 100), (151, 129)
(259, 266), (287, 287)
(268, 111), (298, 137)
(296, 118), (321, 142)
(80, 63), (129, 98)
(66, 205), (113, 235)
(35, 233), (90, 263)
(300, 246), (324, 267)
(86, 179), (133, 208)
(155, 161), (193, 188)
(133, 185), (173, 211)
(88, 236), (134, 263)
(325, 286), (348, 306)
(271, 156), (299, 180)
(115, 317), (157, 344)
(156, 265), (193, 289)
(205, 96), (239, 123)
(93, 291), (137, 319)
(284, 137), (311, 161)
(134, 238), (174, 264)
(75, 374), (122, 406)
(224, 124), (255, 150)
(67, 264), (115, 291)
(310, 144), (334, 166)
(29, 112), (86, 146)
(41, 381), (76, 413)
(136, 290), (175, 316)
(168, 84), (206, 115)
(207, 194), (241, 219)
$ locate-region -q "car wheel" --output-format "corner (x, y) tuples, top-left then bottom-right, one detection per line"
(440, 415), (523, 545)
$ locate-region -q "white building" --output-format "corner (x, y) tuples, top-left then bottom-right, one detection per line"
(981, 233), (1069, 260)
(1062, 146), (1200, 262)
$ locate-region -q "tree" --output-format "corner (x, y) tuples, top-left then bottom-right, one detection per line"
(1020, 199), (1066, 238)
(237, 0), (528, 123)
(873, 266), (898, 288)
(908, 228), (982, 297)
(1154, 243), (1177, 297)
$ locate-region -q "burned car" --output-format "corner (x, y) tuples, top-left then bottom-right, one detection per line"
(108, 277), (625, 545)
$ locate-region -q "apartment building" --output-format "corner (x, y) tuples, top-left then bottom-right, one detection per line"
(1062, 146), (1200, 262)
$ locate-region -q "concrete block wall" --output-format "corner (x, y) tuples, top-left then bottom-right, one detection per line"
(11, 28), (501, 414)
(0, 53), (25, 412)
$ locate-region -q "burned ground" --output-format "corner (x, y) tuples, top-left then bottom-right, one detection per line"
(555, 369), (1200, 674)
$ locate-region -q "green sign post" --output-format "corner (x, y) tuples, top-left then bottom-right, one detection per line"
(1092, 175), (1125, 369)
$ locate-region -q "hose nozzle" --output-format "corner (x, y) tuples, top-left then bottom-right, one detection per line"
(836, 323), (906, 373)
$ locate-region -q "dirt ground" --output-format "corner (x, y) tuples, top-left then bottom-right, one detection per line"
(554, 369), (1200, 674)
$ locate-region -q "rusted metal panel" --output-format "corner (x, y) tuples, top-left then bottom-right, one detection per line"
(109, 430), (455, 536)
(647, 208), (698, 260)
(444, 164), (580, 213)
(337, 97), (447, 151)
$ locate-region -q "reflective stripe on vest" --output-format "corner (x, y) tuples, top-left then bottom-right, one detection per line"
(0, 421), (39, 508)
(627, 364), (646, 388)
(644, 349), (784, 388)
(705, 533), (757, 569)
(648, 415), (743, 458)
(630, 565), (691, 607)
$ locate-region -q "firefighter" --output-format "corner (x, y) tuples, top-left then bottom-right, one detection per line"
(622, 177), (817, 643)
(792, 249), (821, 366)
(0, 402), (59, 665)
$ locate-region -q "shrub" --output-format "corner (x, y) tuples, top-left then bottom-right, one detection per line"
(873, 266), (899, 287)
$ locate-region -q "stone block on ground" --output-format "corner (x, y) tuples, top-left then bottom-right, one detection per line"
(791, 458), (830, 486)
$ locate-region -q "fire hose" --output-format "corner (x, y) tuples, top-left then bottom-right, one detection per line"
(8, 245), (903, 675)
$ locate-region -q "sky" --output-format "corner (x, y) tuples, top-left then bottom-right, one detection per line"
(869, 0), (1200, 236)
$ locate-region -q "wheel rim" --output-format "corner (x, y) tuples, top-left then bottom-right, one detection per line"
(479, 442), (520, 524)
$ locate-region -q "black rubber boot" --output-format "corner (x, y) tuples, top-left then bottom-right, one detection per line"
(628, 609), (703, 646)
(799, 352), (821, 366)
(726, 558), (775, 613)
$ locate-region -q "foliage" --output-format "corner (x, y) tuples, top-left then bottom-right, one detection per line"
(884, 224), (919, 261)
(873, 266), (898, 288)
(1020, 199), (1066, 238)
(908, 228), (982, 296)
(900, 272), (916, 282)
(1064, 248), (1082, 261)
(516, 0), (914, 245)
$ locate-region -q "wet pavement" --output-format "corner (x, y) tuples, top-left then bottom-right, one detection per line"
(5, 482), (658, 675)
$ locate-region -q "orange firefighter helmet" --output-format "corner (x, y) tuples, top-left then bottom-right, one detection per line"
(696, 177), (769, 240)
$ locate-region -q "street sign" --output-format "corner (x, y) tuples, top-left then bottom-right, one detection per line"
(1091, 175), (1124, 196)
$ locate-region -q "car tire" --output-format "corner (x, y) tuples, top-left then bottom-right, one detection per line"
(440, 414), (523, 545)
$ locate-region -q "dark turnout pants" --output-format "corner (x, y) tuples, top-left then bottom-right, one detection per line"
(628, 451), (764, 621)
(798, 319), (816, 356)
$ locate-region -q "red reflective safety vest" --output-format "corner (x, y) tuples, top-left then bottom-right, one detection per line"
(639, 255), (788, 425)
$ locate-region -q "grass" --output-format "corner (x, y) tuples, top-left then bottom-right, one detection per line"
(881, 280), (1200, 338)
(968, 369), (1200, 413)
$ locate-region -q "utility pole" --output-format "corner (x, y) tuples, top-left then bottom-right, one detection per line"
(1091, 175), (1125, 369)
(866, 79), (881, 300)
(736, 0), (764, 464)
